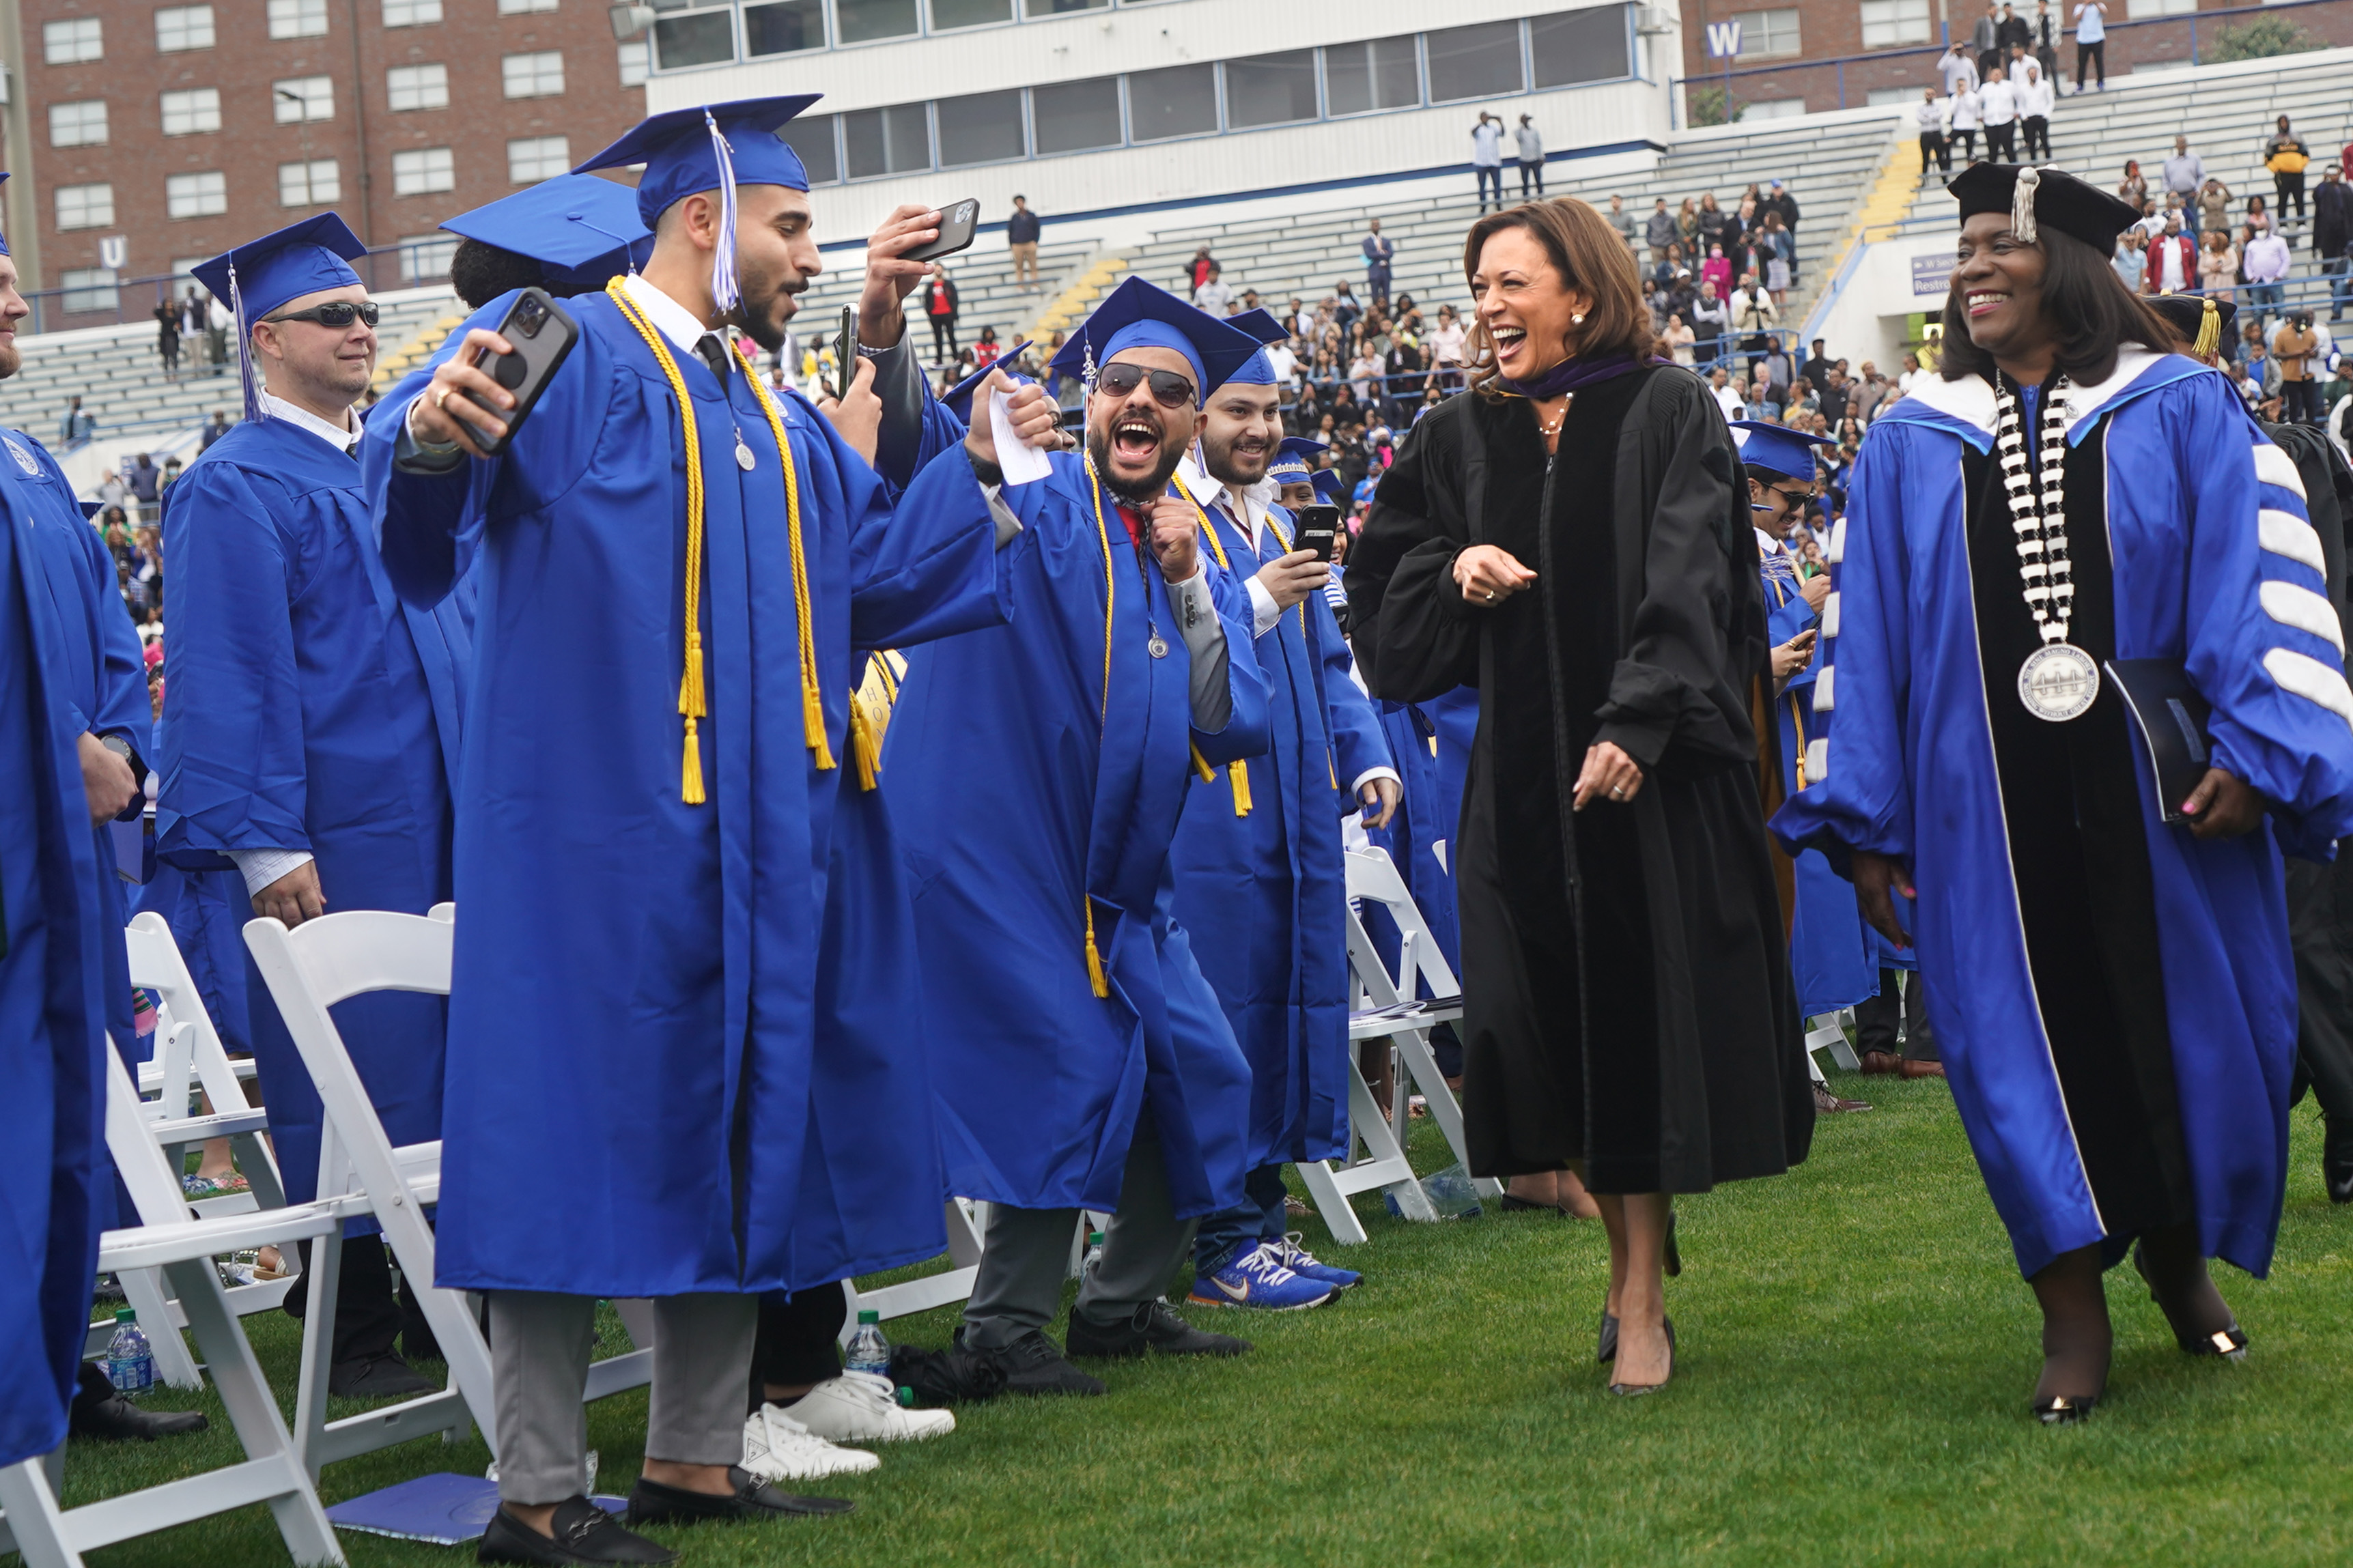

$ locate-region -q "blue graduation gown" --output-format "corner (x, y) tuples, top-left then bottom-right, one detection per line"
(0, 461), (109, 1469)
(1773, 356), (2353, 1278)
(882, 453), (1271, 1220)
(8, 429), (145, 1059)
(156, 416), (472, 1213)
(367, 289), (1010, 1296)
(1170, 484), (1391, 1166)
(1366, 686), (1476, 978)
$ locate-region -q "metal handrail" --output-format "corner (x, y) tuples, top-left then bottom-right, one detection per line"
(19, 240), (453, 338)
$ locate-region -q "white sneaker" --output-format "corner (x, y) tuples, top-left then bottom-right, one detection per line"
(740, 1403), (880, 1481)
(786, 1371), (956, 1444)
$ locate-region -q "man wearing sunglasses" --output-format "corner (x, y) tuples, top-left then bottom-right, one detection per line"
(158, 213), (474, 1402)
(879, 275), (1275, 1396)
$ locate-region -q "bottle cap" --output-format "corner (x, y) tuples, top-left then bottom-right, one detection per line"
(895, 1386), (915, 1408)
(116, 1308), (135, 1324)
(1088, 1231), (1104, 1246)
(856, 1309), (879, 1324)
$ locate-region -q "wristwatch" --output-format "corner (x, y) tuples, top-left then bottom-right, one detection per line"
(97, 733), (147, 822)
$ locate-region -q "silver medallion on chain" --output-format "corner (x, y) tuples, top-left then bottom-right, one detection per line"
(1997, 373), (2097, 722)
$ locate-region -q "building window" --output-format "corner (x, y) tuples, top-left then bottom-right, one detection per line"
(503, 51), (565, 98)
(274, 77), (335, 122)
(498, 0), (558, 11)
(780, 116), (839, 184)
(843, 103), (930, 179)
(55, 183), (116, 231)
(1856, 0), (1930, 46)
(741, 1), (819, 57)
(1127, 62), (1217, 143)
(49, 100), (109, 149)
(43, 18), (102, 64)
(1531, 6), (1631, 86)
(166, 171), (227, 219)
(399, 232), (456, 283)
(161, 87), (223, 135)
(1032, 76), (1121, 155)
(1325, 35), (1419, 116)
(388, 63), (449, 110)
(1224, 48), (1318, 130)
(1425, 20), (1525, 104)
(936, 89), (1024, 166)
(507, 135), (570, 182)
(836, 0), (916, 42)
(1729, 8), (1801, 57)
(1023, 0), (1103, 14)
(930, 0), (1009, 27)
(267, 0), (329, 38)
(155, 5), (215, 51)
(384, 0), (444, 24)
(618, 39), (649, 85)
(2125, 0), (2194, 15)
(1744, 97), (1807, 118)
(62, 269), (121, 314)
(393, 146), (455, 195)
(279, 158), (341, 206)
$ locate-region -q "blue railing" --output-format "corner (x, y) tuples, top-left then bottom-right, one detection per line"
(20, 240), (453, 337)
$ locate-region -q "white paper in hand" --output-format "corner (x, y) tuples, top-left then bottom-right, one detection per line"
(989, 387), (1053, 487)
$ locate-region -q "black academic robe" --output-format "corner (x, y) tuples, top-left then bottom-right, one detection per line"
(1348, 369), (1813, 1193)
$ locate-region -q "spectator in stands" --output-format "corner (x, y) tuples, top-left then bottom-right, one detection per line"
(1007, 195), (1042, 291)
(2017, 59), (2054, 162)
(1898, 351), (1922, 393)
(2245, 192), (2274, 235)
(1700, 241), (1733, 298)
(153, 296), (182, 382)
(2115, 160), (2147, 210)
(2143, 214), (2195, 296)
(2070, 0), (2107, 91)
(2243, 222), (2292, 333)
(1731, 274), (1777, 369)
(2112, 229), (2146, 291)
(2031, 0), (2061, 81)
(1332, 280), (1362, 334)
(1471, 112), (1506, 212)
(2317, 165), (2352, 321)
(921, 264), (960, 362)
(1851, 361), (1891, 423)
(1608, 193), (1639, 252)
(2276, 313), (2322, 425)
(200, 410), (231, 451)
(1971, 1), (2002, 81)
(1940, 41), (1979, 97)
(2197, 175), (2233, 237)
(59, 397), (95, 450)
(1426, 304), (1467, 389)
(1977, 66), (2019, 162)
(1800, 339), (1833, 389)
(1393, 292), (1424, 334)
(1662, 312), (1695, 366)
(1917, 87), (1952, 177)
(1996, 3), (2031, 62)
(1760, 212), (1794, 307)
(2160, 137), (2206, 236)
(180, 287), (210, 369)
(1515, 114), (1545, 197)
(1950, 79), (1983, 164)
(1708, 365), (1744, 420)
(1189, 246), (1217, 291)
(1690, 280), (1728, 364)
(973, 326), (1001, 370)
(1766, 180), (1800, 240)
(1363, 218), (1394, 311)
(1746, 373), (1783, 420)
(1820, 366), (1851, 425)
(2268, 117), (2311, 223)
(2225, 355), (2262, 414)
(1644, 197), (1676, 263)
(127, 454), (161, 517)
(2196, 229), (2238, 303)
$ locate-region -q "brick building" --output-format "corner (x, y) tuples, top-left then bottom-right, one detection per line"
(1, 0), (649, 325)
(1678, 0), (2353, 121)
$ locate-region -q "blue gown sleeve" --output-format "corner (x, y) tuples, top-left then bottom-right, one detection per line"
(1314, 593), (1393, 793)
(2188, 385), (2353, 850)
(156, 463), (310, 855)
(1769, 424), (1917, 872)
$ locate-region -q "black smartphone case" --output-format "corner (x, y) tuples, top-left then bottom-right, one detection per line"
(905, 200), (981, 265)
(466, 287), (580, 457)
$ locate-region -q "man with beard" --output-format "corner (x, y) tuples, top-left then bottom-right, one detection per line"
(881, 276), (1270, 1395)
(1168, 329), (1397, 1310)
(370, 96), (1052, 1561)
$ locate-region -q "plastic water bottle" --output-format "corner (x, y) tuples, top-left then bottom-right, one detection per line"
(1423, 1163), (1484, 1220)
(1083, 1229), (1105, 1274)
(104, 1309), (155, 1394)
(844, 1309), (890, 1380)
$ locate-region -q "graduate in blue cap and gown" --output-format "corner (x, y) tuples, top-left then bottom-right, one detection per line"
(881, 274), (1271, 1392)
(440, 171), (653, 310)
(1168, 324), (1396, 1311)
(1774, 162), (2353, 1422)
(373, 94), (1051, 1545)
(158, 212), (470, 1402)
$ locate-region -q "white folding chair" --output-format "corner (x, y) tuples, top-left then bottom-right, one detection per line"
(838, 1200), (990, 1335)
(1805, 1010), (1860, 1078)
(1296, 848), (1499, 1244)
(242, 902), (650, 1481)
(0, 1044), (346, 1568)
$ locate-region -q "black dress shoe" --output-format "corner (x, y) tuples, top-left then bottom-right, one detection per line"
(1596, 1310), (1617, 1365)
(955, 1326), (1103, 1396)
(2325, 1120), (2353, 1203)
(330, 1352), (438, 1399)
(625, 1467), (852, 1526)
(478, 1498), (675, 1565)
(2031, 1394), (2097, 1425)
(70, 1391), (209, 1442)
(1066, 1300), (1251, 1360)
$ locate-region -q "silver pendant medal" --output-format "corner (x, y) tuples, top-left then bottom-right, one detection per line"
(735, 440), (757, 472)
(2018, 643), (2098, 720)
(1997, 374), (2093, 722)
(1148, 633), (1169, 659)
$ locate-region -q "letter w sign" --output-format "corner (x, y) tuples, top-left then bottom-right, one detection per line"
(1704, 19), (1743, 57)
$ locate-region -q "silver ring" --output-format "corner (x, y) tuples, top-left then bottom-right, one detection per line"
(1484, 590), (1497, 601)
(1611, 786), (1625, 798)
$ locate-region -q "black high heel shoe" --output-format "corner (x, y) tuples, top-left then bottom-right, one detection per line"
(2130, 1244), (2251, 1360)
(1597, 1309), (1616, 1364)
(1608, 1317), (1674, 1397)
(2031, 1393), (2097, 1425)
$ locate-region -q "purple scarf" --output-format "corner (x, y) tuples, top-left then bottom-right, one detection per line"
(1494, 352), (1668, 401)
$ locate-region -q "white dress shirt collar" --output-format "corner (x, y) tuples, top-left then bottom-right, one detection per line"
(262, 393), (359, 454)
(620, 272), (716, 356)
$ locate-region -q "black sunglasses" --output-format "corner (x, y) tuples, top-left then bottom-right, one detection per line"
(265, 300), (380, 329)
(1096, 362), (1196, 409)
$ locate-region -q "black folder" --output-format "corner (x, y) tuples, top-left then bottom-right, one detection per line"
(2104, 659), (2212, 825)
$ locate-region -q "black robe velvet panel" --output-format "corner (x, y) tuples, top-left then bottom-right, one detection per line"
(1349, 369), (1814, 1193)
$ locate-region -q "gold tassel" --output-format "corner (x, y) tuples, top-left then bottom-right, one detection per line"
(849, 694), (882, 792)
(680, 633), (706, 717)
(1084, 902), (1109, 998)
(2193, 296), (2221, 362)
(681, 718), (706, 805)
(1189, 743), (1216, 783)
(802, 680), (836, 771)
(1228, 759), (1253, 816)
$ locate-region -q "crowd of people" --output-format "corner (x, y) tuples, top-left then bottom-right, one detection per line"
(11, 69), (2353, 1567)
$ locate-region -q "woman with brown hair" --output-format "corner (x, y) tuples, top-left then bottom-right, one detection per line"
(1347, 197), (1814, 1397)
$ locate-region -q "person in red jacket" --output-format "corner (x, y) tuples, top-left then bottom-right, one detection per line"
(922, 266), (959, 364)
(2141, 214), (2197, 295)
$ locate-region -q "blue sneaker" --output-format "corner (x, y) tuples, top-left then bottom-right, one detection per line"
(1274, 1232), (1362, 1292)
(1186, 1242), (1335, 1311)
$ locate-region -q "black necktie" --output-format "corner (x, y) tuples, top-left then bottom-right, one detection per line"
(695, 333), (731, 384)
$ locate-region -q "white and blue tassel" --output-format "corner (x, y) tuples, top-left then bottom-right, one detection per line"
(228, 261), (268, 423)
(705, 109), (741, 313)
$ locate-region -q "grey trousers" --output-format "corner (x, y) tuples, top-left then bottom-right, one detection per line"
(961, 1113), (1195, 1350)
(487, 1290), (757, 1506)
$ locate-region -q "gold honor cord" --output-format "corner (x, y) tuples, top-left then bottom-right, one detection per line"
(847, 650), (903, 792)
(1185, 494), (1252, 816)
(733, 342), (834, 774)
(1769, 573), (1812, 788)
(1082, 453), (1118, 999)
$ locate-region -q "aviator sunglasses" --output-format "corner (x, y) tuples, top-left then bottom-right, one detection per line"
(1096, 362), (1197, 409)
(264, 300), (381, 330)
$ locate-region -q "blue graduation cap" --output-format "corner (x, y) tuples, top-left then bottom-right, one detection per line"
(575, 95), (822, 315)
(440, 173), (651, 287)
(1729, 419), (1834, 483)
(1222, 307), (1292, 386)
(1310, 468), (1349, 507)
(940, 344), (1032, 423)
(191, 214), (369, 426)
(1266, 436), (1327, 487)
(0, 172), (12, 257)
(1045, 275), (1267, 401)
(80, 500), (102, 520)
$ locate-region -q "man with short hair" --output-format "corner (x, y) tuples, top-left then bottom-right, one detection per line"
(1917, 87), (1952, 177)
(1800, 338), (1833, 390)
(2071, 0), (2106, 91)
(199, 408), (231, 449)
(1514, 113), (1545, 197)
(1607, 193), (1639, 252)
(2016, 58), (2054, 161)
(1007, 193), (1041, 291)
(2163, 136), (2206, 236)
(1362, 218), (1393, 313)
(2143, 212), (2196, 296)
(1709, 364), (1745, 421)
(1645, 197), (1677, 262)
(1470, 112), (1504, 212)
(2314, 164), (2351, 322)
(1939, 41), (1979, 96)
(1977, 66), (2019, 162)
(1194, 261), (1232, 317)
(1972, 1), (2002, 82)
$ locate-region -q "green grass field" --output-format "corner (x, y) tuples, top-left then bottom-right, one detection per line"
(40, 1074), (2353, 1568)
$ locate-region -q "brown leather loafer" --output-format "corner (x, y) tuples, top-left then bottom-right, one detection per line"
(1900, 1058), (1947, 1079)
(1859, 1050), (1902, 1075)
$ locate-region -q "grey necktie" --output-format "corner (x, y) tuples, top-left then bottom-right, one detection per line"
(695, 333), (731, 384)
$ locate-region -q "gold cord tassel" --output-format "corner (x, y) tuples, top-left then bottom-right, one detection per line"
(681, 719), (706, 803)
(1189, 743), (1216, 782)
(803, 679), (835, 771)
(849, 694), (883, 792)
(2193, 296), (2221, 362)
(1228, 759), (1253, 816)
(1084, 902), (1109, 998)
(737, 342), (837, 773)
(679, 631), (709, 803)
